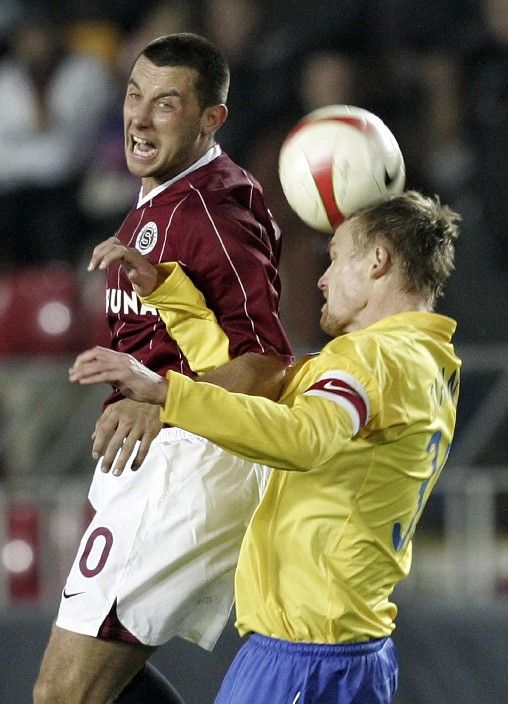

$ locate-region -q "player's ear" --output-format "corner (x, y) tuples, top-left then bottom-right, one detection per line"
(201, 104), (228, 136)
(371, 245), (391, 278)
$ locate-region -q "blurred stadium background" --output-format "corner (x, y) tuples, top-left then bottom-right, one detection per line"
(0, 0), (506, 702)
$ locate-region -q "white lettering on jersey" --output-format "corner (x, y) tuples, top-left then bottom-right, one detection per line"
(123, 290), (138, 314)
(110, 289), (121, 314)
(304, 370), (369, 435)
(139, 302), (157, 315)
(106, 289), (157, 316)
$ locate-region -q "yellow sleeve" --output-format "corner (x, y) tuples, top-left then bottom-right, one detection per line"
(140, 262), (230, 375)
(161, 370), (355, 471)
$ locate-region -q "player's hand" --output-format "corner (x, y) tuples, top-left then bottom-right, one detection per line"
(69, 346), (168, 405)
(91, 398), (162, 475)
(69, 347), (169, 474)
(87, 236), (164, 297)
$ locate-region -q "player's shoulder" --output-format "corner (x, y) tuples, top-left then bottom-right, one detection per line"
(320, 331), (390, 384)
(188, 155), (273, 222)
(147, 154), (276, 242)
(191, 153), (264, 201)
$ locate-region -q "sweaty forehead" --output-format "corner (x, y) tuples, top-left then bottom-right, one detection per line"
(330, 219), (355, 252)
(129, 56), (198, 94)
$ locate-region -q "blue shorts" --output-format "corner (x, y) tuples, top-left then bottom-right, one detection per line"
(214, 633), (398, 704)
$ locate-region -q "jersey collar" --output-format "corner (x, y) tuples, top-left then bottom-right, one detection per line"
(369, 311), (457, 342)
(137, 144), (222, 207)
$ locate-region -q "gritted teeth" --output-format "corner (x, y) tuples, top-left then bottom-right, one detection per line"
(133, 136), (154, 145)
(131, 135), (157, 155)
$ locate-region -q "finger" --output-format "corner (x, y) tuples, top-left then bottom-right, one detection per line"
(70, 346), (112, 373)
(92, 415), (117, 460)
(99, 429), (133, 473)
(70, 367), (120, 386)
(87, 237), (122, 271)
(94, 246), (131, 271)
(69, 349), (122, 384)
(131, 432), (156, 470)
(91, 240), (146, 274)
(111, 436), (141, 476)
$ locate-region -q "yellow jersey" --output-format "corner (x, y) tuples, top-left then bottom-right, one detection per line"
(141, 262), (230, 374)
(162, 311), (460, 643)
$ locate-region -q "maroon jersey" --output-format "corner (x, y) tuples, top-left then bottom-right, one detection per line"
(104, 152), (293, 405)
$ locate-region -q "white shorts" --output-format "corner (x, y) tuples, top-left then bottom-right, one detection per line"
(56, 427), (268, 650)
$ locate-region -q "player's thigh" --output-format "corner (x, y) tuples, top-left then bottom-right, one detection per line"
(35, 624), (155, 703)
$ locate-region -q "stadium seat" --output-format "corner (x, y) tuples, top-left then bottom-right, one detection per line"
(0, 263), (83, 357)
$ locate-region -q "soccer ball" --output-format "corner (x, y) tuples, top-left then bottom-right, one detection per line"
(278, 105), (406, 233)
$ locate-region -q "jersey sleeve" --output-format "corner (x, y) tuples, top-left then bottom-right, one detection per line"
(140, 262), (230, 375)
(175, 204), (293, 364)
(161, 370), (357, 472)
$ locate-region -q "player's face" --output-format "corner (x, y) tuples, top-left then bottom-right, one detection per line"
(123, 56), (212, 192)
(318, 220), (373, 336)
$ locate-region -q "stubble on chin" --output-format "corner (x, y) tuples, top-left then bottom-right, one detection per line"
(319, 312), (332, 337)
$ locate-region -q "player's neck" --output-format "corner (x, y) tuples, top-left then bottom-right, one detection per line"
(349, 290), (430, 332)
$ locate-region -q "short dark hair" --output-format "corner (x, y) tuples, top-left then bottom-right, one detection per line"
(352, 191), (461, 306)
(140, 33), (230, 110)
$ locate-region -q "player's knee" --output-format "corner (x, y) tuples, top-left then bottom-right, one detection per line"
(33, 669), (75, 704)
(33, 671), (57, 704)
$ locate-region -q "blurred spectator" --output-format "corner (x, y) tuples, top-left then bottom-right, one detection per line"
(378, 0), (507, 341)
(198, 0), (289, 162)
(117, 0), (197, 70)
(464, 0), (508, 270)
(200, 0), (384, 164)
(378, 0), (479, 53)
(268, 0), (384, 59)
(33, 0), (160, 34)
(296, 50), (364, 115)
(382, 49), (475, 203)
(0, 9), (115, 267)
(0, 0), (22, 58)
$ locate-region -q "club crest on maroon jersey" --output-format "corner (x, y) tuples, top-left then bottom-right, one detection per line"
(135, 222), (158, 254)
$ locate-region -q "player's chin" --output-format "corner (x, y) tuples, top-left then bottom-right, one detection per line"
(319, 313), (331, 335)
(320, 313), (340, 338)
(125, 152), (158, 177)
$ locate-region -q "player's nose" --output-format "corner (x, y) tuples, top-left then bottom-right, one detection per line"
(131, 102), (152, 127)
(317, 270), (328, 292)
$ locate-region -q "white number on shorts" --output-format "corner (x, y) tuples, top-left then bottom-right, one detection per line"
(79, 527), (113, 577)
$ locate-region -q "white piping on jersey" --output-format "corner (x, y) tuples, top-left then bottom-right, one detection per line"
(304, 370), (370, 436)
(157, 195), (189, 264)
(241, 167), (254, 210)
(136, 144), (222, 207)
(189, 181), (266, 353)
(291, 693), (301, 704)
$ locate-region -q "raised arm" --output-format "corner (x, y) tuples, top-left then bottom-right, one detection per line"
(87, 237), (228, 473)
(85, 238), (287, 472)
(69, 347), (352, 471)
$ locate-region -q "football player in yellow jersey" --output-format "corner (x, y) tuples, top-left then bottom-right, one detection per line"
(69, 190), (461, 704)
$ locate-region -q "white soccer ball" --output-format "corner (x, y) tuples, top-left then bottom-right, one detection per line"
(278, 105), (406, 233)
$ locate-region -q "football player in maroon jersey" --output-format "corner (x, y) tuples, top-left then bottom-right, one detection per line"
(34, 33), (292, 704)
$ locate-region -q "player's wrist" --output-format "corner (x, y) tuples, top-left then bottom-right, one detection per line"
(155, 377), (169, 406)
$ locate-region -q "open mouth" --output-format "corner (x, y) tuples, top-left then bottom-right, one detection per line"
(131, 135), (158, 159)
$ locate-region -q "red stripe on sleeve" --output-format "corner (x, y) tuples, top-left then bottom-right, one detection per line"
(306, 377), (368, 428)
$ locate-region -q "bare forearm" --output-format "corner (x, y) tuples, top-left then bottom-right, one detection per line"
(198, 352), (287, 400)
